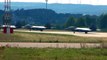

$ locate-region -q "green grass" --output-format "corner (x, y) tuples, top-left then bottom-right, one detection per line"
(0, 48), (107, 60)
(0, 32), (107, 43)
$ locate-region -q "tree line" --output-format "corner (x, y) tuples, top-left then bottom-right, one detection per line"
(0, 9), (107, 31)
(64, 14), (107, 31)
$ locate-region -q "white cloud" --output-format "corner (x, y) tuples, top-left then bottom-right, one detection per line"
(0, 0), (107, 5)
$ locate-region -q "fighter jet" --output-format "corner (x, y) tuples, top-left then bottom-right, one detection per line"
(73, 27), (91, 34)
(31, 26), (46, 31)
(65, 26), (92, 34)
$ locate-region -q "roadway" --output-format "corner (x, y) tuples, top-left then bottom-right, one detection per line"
(0, 42), (101, 48)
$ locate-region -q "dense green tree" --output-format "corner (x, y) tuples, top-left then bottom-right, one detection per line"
(64, 16), (76, 28)
(84, 15), (97, 30)
(76, 17), (86, 27)
(45, 23), (52, 29)
(84, 15), (94, 27)
(99, 14), (107, 29)
(0, 10), (3, 24)
(15, 20), (27, 28)
(64, 15), (98, 31)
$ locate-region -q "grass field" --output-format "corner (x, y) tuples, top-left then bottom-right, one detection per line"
(0, 48), (107, 60)
(0, 32), (107, 43)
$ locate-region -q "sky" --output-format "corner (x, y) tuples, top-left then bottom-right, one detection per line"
(0, 0), (107, 5)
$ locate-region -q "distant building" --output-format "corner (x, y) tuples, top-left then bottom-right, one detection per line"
(1, 25), (16, 34)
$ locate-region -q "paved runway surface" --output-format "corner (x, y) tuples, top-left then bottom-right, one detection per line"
(16, 30), (107, 37)
(0, 30), (106, 48)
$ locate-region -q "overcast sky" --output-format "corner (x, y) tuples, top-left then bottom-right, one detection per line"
(0, 0), (107, 5)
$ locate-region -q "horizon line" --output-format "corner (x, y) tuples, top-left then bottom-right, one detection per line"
(0, 1), (107, 6)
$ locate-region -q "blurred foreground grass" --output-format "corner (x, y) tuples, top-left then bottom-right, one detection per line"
(0, 48), (107, 60)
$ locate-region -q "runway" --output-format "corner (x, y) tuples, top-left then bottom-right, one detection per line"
(15, 30), (107, 37)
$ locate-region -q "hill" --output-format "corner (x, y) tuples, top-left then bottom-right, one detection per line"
(0, 9), (83, 26)
(0, 2), (107, 15)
